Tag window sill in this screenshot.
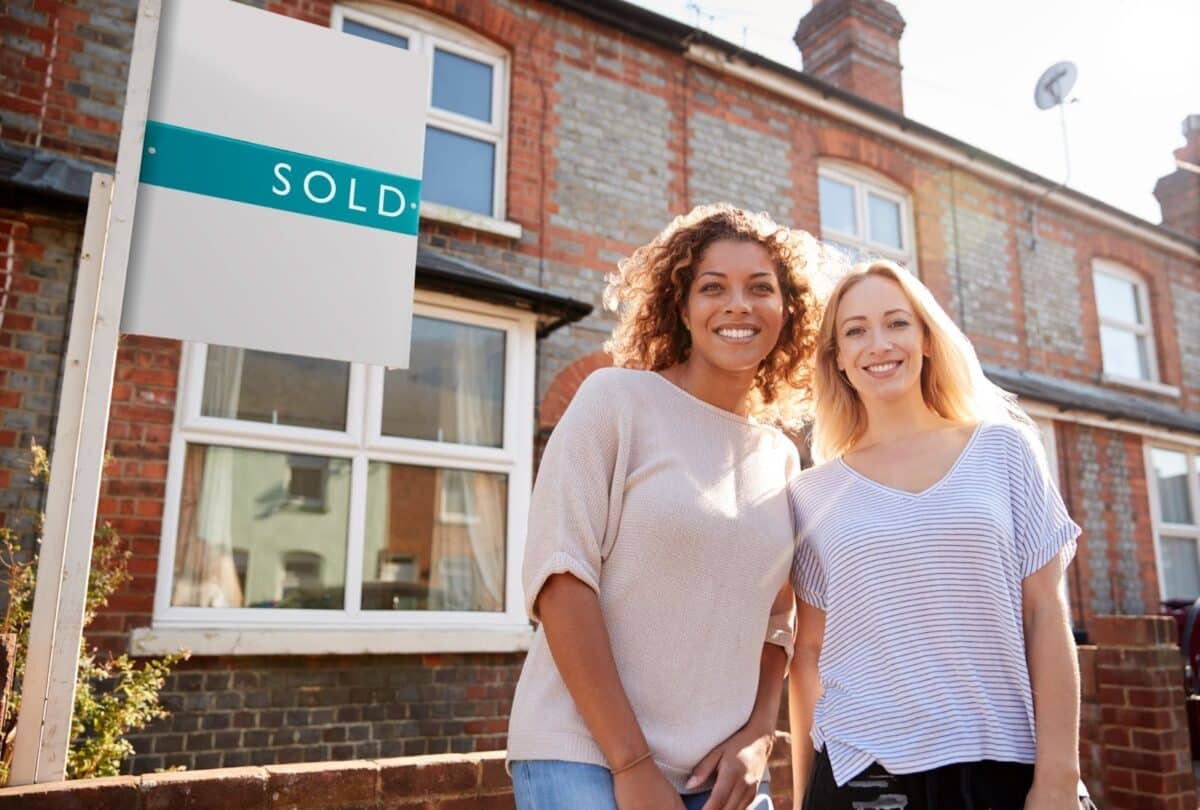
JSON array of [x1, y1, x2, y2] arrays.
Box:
[[1100, 374, 1181, 399], [129, 625, 534, 657], [420, 201, 522, 240]]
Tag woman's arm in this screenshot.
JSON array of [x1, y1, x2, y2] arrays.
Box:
[[537, 573, 685, 810], [1021, 549, 1082, 808], [788, 599, 825, 810], [691, 585, 795, 810]]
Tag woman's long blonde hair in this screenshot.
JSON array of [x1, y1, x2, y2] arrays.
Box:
[[811, 259, 1029, 462]]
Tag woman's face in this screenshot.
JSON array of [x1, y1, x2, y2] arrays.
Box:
[[680, 239, 786, 377], [834, 274, 928, 403]]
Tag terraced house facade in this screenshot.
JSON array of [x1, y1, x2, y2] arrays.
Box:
[[2, 0, 1199, 778]]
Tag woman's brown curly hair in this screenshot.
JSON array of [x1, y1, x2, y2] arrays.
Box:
[[603, 203, 822, 429]]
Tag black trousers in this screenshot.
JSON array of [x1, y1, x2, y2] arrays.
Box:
[[802, 747, 1097, 810]]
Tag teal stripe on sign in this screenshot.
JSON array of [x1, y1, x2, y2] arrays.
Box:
[[139, 121, 421, 236]]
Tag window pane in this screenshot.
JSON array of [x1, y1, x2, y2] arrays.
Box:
[[1094, 271, 1142, 325], [381, 315, 505, 446], [341, 19, 409, 50], [1162, 536, 1200, 600], [1099, 325, 1149, 380], [171, 445, 350, 609], [868, 193, 903, 248], [202, 346, 349, 431], [819, 177, 857, 236], [423, 126, 496, 215], [432, 48, 493, 122], [1152, 449, 1194, 524], [363, 463, 507, 612]]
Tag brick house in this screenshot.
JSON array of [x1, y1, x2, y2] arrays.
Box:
[[2, 0, 1200, 782]]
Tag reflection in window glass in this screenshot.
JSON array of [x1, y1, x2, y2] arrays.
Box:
[[363, 463, 506, 612], [1153, 449, 1194, 525], [341, 19, 409, 49], [432, 48, 493, 122], [171, 445, 350, 609], [1162, 536, 1200, 600], [423, 127, 496, 215], [1094, 272, 1142, 325], [1099, 326, 1149, 381], [382, 316, 505, 446], [818, 177, 856, 236], [202, 347, 349, 432], [868, 193, 902, 248]]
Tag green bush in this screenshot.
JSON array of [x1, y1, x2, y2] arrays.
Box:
[[0, 443, 188, 783]]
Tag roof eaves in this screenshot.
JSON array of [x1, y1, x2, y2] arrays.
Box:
[[984, 364, 1200, 435], [415, 247, 593, 337]]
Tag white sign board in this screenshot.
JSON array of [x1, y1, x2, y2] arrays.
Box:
[[122, 0, 427, 367]]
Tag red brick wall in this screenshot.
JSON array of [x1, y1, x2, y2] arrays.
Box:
[[122, 654, 520, 774], [1083, 616, 1198, 809], [0, 205, 83, 537]]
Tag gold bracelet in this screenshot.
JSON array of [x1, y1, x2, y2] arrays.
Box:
[[610, 750, 653, 775]]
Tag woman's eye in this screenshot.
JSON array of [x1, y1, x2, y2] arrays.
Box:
[[890, 320, 910, 329], [844, 327, 864, 337], [700, 283, 722, 293], [753, 284, 776, 294]]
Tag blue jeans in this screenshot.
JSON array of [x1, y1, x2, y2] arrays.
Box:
[[511, 759, 773, 810]]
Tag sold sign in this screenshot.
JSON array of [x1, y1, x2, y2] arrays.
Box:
[[140, 121, 421, 235], [120, 0, 428, 369]]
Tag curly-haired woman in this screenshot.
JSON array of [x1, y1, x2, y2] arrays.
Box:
[[507, 204, 822, 810]]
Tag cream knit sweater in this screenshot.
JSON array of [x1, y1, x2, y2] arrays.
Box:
[[506, 368, 799, 792]]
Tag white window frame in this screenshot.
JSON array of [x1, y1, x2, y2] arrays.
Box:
[[146, 291, 537, 653], [817, 161, 917, 272], [1145, 442, 1200, 604], [1092, 259, 1166, 390], [332, 4, 511, 225]]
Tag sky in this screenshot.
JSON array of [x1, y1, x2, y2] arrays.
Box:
[[629, 0, 1200, 224]]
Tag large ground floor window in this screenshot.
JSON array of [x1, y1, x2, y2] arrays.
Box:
[[153, 292, 536, 634], [1148, 445, 1200, 601]]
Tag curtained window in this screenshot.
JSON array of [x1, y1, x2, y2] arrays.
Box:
[[1150, 447, 1200, 601], [161, 296, 535, 628]]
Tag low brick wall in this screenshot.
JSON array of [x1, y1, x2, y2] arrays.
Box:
[[0, 739, 797, 809], [123, 654, 522, 773], [1079, 616, 1198, 809]]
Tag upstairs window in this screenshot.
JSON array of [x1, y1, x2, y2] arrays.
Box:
[[817, 164, 914, 269], [334, 5, 509, 219], [1092, 260, 1158, 384]]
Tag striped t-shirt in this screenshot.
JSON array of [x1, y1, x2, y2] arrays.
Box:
[[790, 421, 1081, 787]]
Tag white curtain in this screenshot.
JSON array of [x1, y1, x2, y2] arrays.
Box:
[[172, 347, 244, 607], [429, 328, 505, 611]]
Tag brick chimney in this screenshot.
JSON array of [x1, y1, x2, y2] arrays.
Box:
[[1154, 115, 1200, 240], [794, 0, 906, 114]]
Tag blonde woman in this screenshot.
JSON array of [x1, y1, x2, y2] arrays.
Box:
[[788, 260, 1093, 809], [507, 204, 821, 810]]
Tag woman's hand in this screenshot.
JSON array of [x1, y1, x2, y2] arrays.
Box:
[[687, 724, 773, 810], [1023, 780, 1081, 809], [613, 758, 687, 810]]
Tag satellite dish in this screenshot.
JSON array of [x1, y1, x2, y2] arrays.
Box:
[[1034, 61, 1078, 110]]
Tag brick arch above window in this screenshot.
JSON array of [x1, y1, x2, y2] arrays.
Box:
[[814, 130, 918, 190], [538, 350, 613, 431], [347, 2, 518, 53]]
